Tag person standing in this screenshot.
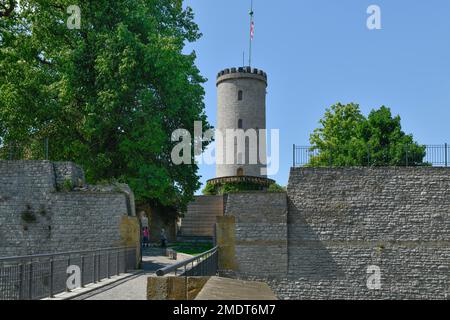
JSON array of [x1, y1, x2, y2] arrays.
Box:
[[160, 228, 167, 248], [142, 227, 150, 248]]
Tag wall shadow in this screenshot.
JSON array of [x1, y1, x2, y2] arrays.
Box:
[[287, 198, 345, 281]]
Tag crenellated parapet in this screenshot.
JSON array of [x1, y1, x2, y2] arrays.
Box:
[[216, 67, 268, 86]]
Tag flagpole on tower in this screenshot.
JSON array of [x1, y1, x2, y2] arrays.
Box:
[[249, 0, 254, 67]]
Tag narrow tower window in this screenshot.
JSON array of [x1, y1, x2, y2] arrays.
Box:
[[238, 119, 243, 129], [238, 90, 243, 101]]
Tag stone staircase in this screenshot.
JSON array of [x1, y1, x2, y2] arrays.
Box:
[[178, 195, 224, 240]]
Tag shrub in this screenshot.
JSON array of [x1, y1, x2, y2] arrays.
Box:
[[62, 179, 73, 192], [21, 205, 36, 224], [39, 205, 47, 216], [268, 183, 286, 193], [202, 182, 217, 195], [202, 181, 285, 195]]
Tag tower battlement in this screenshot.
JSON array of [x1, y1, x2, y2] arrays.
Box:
[[216, 67, 267, 86]]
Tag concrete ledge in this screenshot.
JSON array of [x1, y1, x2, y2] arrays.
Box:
[[195, 277, 277, 300], [147, 277, 210, 300], [147, 276, 277, 300]]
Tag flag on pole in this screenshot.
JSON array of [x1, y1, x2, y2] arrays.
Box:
[[249, 0, 254, 66]]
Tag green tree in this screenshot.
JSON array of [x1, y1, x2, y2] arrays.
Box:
[[309, 103, 426, 166], [361, 106, 426, 166], [0, 0, 211, 213]]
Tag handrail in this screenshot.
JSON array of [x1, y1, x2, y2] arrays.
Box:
[[156, 246, 218, 276], [0, 246, 138, 300], [0, 246, 135, 263]]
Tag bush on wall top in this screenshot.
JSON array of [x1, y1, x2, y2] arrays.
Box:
[[202, 181, 285, 195]]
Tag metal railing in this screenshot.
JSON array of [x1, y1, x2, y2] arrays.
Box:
[[0, 246, 137, 300], [1, 138, 50, 161], [156, 246, 218, 277], [293, 143, 450, 168]]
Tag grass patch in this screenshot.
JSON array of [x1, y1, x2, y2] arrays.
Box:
[[168, 242, 213, 256]]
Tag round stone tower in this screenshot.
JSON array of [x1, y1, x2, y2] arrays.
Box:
[[215, 66, 268, 179]]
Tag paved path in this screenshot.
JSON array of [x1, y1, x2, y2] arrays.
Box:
[[74, 248, 193, 300]]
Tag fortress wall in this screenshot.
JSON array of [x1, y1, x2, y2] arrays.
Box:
[[223, 192, 288, 277], [53, 161, 86, 189], [282, 167, 450, 299], [0, 161, 138, 257], [219, 167, 449, 300], [0, 160, 56, 194]]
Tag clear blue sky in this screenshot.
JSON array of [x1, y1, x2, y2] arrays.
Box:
[[184, 0, 450, 191]]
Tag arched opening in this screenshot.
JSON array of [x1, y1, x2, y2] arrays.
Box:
[[237, 168, 244, 176], [238, 90, 243, 101], [238, 119, 243, 129]]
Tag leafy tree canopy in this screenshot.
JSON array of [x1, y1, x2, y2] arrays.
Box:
[[0, 0, 211, 213], [309, 103, 426, 166]]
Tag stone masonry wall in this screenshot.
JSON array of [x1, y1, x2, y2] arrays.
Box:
[[180, 195, 224, 238], [282, 167, 449, 300], [224, 192, 288, 277], [0, 161, 137, 257], [221, 167, 449, 300], [53, 162, 85, 189]]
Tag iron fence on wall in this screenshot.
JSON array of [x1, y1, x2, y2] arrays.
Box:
[[1, 138, 50, 161], [0, 246, 137, 300], [293, 144, 450, 168]]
